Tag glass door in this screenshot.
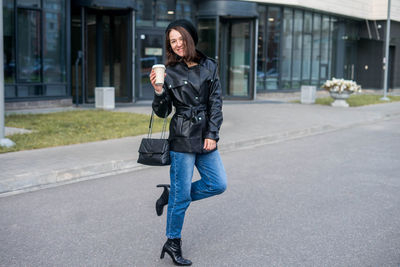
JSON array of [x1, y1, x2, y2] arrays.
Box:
[[220, 18, 254, 99], [343, 41, 357, 81], [136, 30, 165, 99], [86, 10, 131, 103]]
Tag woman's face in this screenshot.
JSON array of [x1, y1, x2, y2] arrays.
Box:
[[169, 29, 185, 57]]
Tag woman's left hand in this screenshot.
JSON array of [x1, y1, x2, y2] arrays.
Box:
[[203, 138, 217, 151]]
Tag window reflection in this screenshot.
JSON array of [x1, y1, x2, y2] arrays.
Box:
[[17, 0, 40, 8], [137, 0, 193, 27], [266, 7, 280, 90], [5, 86, 16, 97], [292, 10, 303, 89], [176, 0, 192, 21], [320, 15, 330, 83], [228, 21, 251, 97], [302, 12, 312, 84], [18, 85, 43, 97], [330, 17, 338, 79], [17, 9, 41, 83], [311, 14, 321, 85], [156, 0, 175, 27], [257, 6, 341, 91], [256, 6, 266, 92], [137, 0, 153, 27], [3, 0, 15, 84], [281, 8, 293, 89], [43, 0, 66, 83], [198, 19, 216, 59]]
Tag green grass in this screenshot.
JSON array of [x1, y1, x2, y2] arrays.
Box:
[[316, 94, 400, 107], [293, 94, 400, 107], [1, 110, 169, 153]]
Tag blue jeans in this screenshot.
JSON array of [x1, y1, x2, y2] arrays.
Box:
[[166, 150, 227, 239]]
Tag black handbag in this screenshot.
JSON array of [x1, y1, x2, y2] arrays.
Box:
[[137, 110, 170, 166]]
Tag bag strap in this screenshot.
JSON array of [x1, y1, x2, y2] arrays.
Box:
[[148, 110, 168, 139]]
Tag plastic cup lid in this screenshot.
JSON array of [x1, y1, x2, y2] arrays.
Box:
[[152, 64, 165, 69]]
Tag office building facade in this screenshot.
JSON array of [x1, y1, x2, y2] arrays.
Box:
[[3, 0, 400, 108]]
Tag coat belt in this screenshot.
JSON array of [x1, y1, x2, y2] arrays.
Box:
[[175, 105, 207, 122]]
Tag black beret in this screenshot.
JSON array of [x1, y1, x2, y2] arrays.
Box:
[[165, 19, 198, 45]]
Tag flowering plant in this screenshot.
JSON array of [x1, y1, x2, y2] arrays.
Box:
[[321, 78, 362, 94]]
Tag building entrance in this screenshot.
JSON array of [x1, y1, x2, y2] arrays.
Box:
[[86, 10, 131, 103], [72, 8, 132, 104], [220, 18, 255, 99]]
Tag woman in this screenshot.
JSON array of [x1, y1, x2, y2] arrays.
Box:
[[150, 19, 227, 266]]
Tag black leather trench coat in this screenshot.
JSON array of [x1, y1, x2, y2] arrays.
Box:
[[152, 54, 223, 154]]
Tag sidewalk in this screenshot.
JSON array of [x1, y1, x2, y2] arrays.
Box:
[[1, 100, 400, 196]]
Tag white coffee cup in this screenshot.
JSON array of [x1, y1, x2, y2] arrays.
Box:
[[152, 64, 166, 85]]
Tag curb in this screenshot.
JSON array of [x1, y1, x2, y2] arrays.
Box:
[[1, 112, 400, 197]]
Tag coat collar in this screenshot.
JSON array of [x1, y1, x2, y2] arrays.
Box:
[[173, 49, 209, 67]]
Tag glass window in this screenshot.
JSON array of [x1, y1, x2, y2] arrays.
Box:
[[281, 8, 293, 89], [329, 17, 338, 79], [228, 21, 251, 97], [103, 16, 111, 87], [266, 7, 280, 90], [256, 5, 266, 92], [302, 12, 312, 84], [346, 20, 359, 41], [86, 13, 96, 99], [176, 0, 192, 21], [18, 85, 44, 97], [17, 8, 41, 83], [17, 0, 40, 8], [138, 32, 164, 99], [136, 0, 154, 27], [3, 0, 15, 84], [5, 86, 16, 98], [156, 0, 175, 27], [43, 0, 66, 83], [46, 85, 66, 96], [292, 10, 303, 89], [320, 15, 330, 83], [311, 14, 321, 85], [113, 14, 129, 99], [198, 18, 216, 59]]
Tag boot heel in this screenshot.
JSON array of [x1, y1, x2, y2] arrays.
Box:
[[160, 239, 192, 266], [160, 249, 165, 259]]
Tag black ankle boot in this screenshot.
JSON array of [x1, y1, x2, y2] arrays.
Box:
[[156, 184, 170, 216], [160, 238, 192, 266]]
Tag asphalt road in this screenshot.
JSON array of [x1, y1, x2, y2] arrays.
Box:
[[1, 118, 400, 267]]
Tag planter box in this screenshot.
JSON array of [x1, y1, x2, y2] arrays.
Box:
[[300, 85, 316, 104], [95, 87, 115, 110]]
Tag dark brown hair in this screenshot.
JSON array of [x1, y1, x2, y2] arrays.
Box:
[[165, 26, 201, 66]]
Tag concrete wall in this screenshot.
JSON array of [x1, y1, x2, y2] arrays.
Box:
[[372, 0, 400, 21], [245, 0, 400, 22], [5, 99, 73, 111]]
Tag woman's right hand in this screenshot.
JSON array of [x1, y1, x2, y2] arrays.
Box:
[[150, 69, 165, 94]]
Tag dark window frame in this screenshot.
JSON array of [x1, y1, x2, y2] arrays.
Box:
[[6, 0, 68, 100]]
